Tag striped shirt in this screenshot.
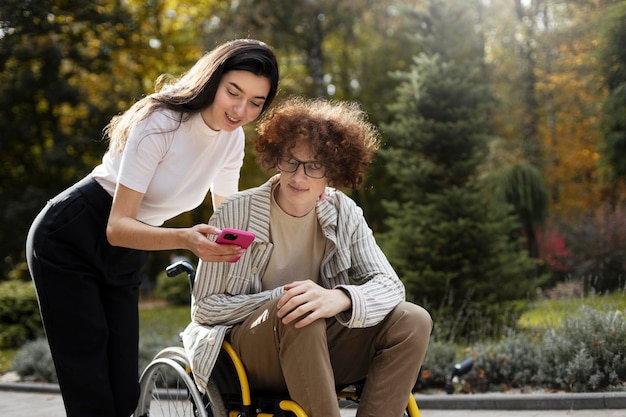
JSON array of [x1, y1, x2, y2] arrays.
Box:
[[182, 175, 405, 392]]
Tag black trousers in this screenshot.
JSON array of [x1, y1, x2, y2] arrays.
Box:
[[26, 175, 148, 417]]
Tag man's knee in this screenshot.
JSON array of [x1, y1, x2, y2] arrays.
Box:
[[408, 302, 433, 333], [388, 302, 433, 342], [281, 314, 327, 340]]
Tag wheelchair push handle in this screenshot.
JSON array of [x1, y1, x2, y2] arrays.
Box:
[[166, 260, 196, 290]]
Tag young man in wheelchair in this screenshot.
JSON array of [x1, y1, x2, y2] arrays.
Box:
[[183, 96, 432, 417]]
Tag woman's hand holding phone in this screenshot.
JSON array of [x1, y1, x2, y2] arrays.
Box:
[[215, 228, 256, 262]]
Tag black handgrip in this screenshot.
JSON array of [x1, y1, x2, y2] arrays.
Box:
[[165, 260, 196, 290]]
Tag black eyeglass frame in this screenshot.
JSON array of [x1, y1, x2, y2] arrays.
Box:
[[277, 156, 327, 179]]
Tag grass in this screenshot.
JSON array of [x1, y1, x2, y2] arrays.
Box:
[[138, 302, 191, 341], [137, 291, 626, 342], [0, 349, 17, 373], [518, 290, 626, 329], [137, 302, 192, 371], [0, 302, 190, 374]]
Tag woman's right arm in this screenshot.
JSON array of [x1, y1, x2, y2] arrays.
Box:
[[106, 184, 245, 262]]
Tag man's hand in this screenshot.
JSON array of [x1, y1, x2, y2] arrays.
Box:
[[277, 280, 352, 328]]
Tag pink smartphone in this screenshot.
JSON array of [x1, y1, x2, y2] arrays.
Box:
[[216, 228, 256, 262]]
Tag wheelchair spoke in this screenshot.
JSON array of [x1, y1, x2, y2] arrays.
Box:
[[136, 357, 212, 417]]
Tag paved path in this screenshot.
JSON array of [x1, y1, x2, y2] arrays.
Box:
[[1, 389, 625, 417]]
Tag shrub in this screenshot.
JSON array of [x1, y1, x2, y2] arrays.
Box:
[[138, 332, 184, 387], [154, 270, 191, 306], [415, 340, 458, 390], [465, 331, 543, 392], [0, 281, 44, 348], [12, 338, 57, 383], [538, 306, 626, 392], [565, 202, 626, 293], [138, 332, 181, 374], [12, 333, 182, 384]]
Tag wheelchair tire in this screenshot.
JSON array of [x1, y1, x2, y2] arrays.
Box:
[[135, 356, 227, 417], [151, 346, 190, 365], [150, 346, 226, 417]]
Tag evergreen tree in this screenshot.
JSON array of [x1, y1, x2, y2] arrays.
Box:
[[492, 162, 548, 263], [598, 2, 626, 199], [379, 2, 539, 342]]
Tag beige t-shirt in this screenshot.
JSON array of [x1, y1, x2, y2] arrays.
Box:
[[262, 185, 326, 290]]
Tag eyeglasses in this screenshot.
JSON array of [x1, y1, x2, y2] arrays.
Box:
[[277, 156, 326, 179]]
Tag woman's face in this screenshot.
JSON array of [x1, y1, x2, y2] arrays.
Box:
[[201, 70, 271, 131], [275, 142, 327, 217]]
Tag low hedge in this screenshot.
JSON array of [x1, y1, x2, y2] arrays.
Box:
[[10, 304, 626, 394], [0, 280, 43, 348], [417, 306, 626, 393]]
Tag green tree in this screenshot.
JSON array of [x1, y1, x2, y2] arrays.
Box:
[[0, 0, 135, 280], [379, 1, 538, 342], [214, 0, 383, 98], [512, 0, 542, 167], [0, 0, 226, 282], [598, 1, 626, 198], [204, 0, 421, 232], [492, 162, 549, 262], [579, 1, 626, 293]]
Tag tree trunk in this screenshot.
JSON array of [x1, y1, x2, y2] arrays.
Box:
[[306, 13, 326, 98]]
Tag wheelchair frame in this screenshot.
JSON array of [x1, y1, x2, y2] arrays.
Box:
[[134, 260, 421, 417]]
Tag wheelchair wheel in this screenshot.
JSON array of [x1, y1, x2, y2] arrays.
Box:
[[151, 346, 190, 365], [135, 356, 227, 417]]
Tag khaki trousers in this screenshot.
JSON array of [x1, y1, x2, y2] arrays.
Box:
[[229, 299, 432, 417]]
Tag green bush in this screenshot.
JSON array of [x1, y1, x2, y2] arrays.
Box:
[[0, 281, 44, 348], [12, 338, 57, 383], [465, 331, 543, 392], [154, 270, 191, 306], [138, 332, 183, 386], [455, 306, 626, 393], [415, 340, 458, 390], [10, 303, 190, 383], [12, 333, 182, 384], [9, 299, 626, 393], [421, 305, 626, 394], [538, 306, 626, 392]]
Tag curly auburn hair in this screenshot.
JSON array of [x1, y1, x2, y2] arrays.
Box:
[[255, 96, 380, 190]]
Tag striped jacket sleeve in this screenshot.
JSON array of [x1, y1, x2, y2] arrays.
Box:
[[321, 191, 406, 328]]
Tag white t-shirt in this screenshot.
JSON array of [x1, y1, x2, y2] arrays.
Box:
[[91, 109, 244, 226]]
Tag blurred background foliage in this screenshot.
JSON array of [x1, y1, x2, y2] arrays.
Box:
[[2, 0, 626, 343]]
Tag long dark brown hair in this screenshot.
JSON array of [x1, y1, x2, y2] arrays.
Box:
[[104, 39, 279, 155]]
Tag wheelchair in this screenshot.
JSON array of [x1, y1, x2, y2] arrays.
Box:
[[134, 260, 422, 417]]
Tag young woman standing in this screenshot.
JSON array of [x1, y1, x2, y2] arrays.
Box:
[[26, 39, 279, 417]]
